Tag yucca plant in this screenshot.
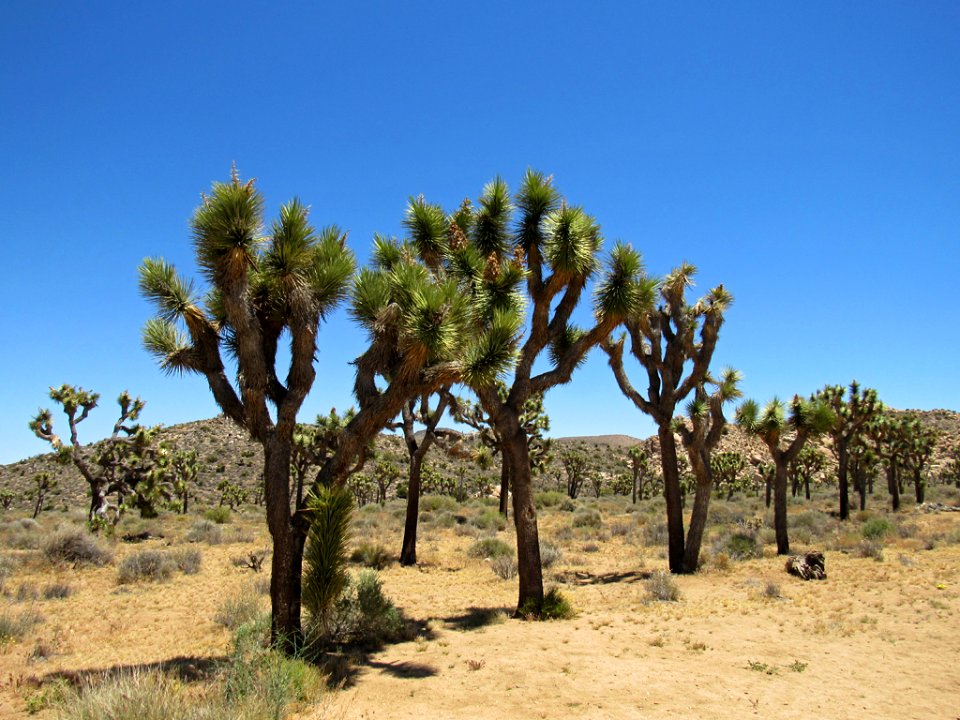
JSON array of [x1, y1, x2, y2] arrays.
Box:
[[788, 445, 828, 501], [302, 485, 353, 640], [737, 395, 835, 554]]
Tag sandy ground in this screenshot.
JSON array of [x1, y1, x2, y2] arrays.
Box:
[[2, 507, 959, 720]]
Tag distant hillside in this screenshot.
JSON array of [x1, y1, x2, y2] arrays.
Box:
[[1, 409, 956, 512]]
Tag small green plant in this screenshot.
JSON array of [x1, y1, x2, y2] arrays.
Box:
[[203, 505, 232, 524], [645, 570, 681, 602], [789, 660, 808, 673], [746, 660, 778, 674], [470, 509, 507, 531], [468, 537, 513, 559], [572, 509, 602, 528], [558, 498, 576, 512], [43, 529, 113, 566], [350, 542, 392, 569], [724, 532, 762, 560], [519, 587, 574, 620], [215, 589, 264, 630], [117, 550, 176, 584], [185, 519, 223, 545], [535, 491, 565, 507], [861, 517, 893, 540]]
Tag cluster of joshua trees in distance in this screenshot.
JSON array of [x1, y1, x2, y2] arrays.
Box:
[[26, 167, 953, 656]]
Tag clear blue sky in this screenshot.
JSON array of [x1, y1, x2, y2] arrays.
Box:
[[2, 2, 958, 465]]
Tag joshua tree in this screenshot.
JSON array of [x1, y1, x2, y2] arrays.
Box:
[[788, 445, 827, 500], [28, 472, 59, 518], [372, 459, 401, 505], [820, 382, 882, 520], [673, 368, 742, 570], [403, 171, 640, 613], [712, 451, 747, 501], [626, 445, 652, 503], [847, 438, 880, 511], [736, 395, 835, 555], [944, 444, 960, 489], [602, 264, 730, 573], [867, 413, 905, 511], [394, 388, 454, 565], [0, 490, 15, 510], [561, 449, 590, 499], [899, 416, 938, 504], [29, 385, 163, 526]]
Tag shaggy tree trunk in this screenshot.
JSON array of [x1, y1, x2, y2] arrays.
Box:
[[773, 459, 790, 556], [400, 453, 424, 566], [887, 463, 900, 512], [765, 477, 772, 508], [804, 477, 811, 501], [658, 427, 687, 574], [683, 478, 712, 572], [498, 461, 510, 517], [838, 445, 850, 520], [88, 480, 110, 524], [913, 469, 925, 504], [263, 437, 305, 652], [501, 412, 543, 614]]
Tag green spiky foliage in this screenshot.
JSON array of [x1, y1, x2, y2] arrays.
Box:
[[672, 368, 742, 570], [712, 452, 748, 501], [0, 490, 14, 510], [866, 413, 906, 511], [897, 415, 938, 504], [29, 385, 165, 527], [603, 263, 731, 573], [737, 395, 835, 555], [819, 382, 883, 520], [626, 443, 655, 503], [140, 169, 355, 652], [28, 472, 60, 518], [847, 437, 880, 512], [788, 446, 828, 501], [302, 485, 353, 639]]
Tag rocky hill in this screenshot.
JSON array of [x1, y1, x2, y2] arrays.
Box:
[[1, 409, 956, 513]]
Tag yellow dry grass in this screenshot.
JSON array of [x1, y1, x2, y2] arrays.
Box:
[[1, 501, 959, 720]]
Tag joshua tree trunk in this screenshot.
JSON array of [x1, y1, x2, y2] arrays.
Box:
[[887, 463, 900, 512], [89, 480, 110, 524], [773, 459, 790, 556], [838, 445, 850, 520], [263, 436, 305, 652], [765, 477, 772, 508], [913, 468, 925, 504], [804, 477, 811, 500], [499, 462, 510, 517], [658, 427, 687, 574], [501, 412, 543, 613], [682, 477, 712, 572], [400, 453, 425, 565]]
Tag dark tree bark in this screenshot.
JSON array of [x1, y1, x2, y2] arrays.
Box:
[[659, 428, 686, 573], [887, 463, 900, 512]]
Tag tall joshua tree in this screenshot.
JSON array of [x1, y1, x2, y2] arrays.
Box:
[[602, 264, 729, 573], [139, 170, 355, 649], [404, 170, 640, 613], [820, 382, 882, 520], [673, 368, 742, 571], [789, 445, 827, 500], [736, 395, 835, 555], [899, 415, 937, 504]]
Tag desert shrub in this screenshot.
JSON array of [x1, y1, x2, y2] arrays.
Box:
[[519, 587, 574, 620], [572, 509, 602, 528], [43, 529, 113, 566], [762, 580, 783, 599], [350, 542, 392, 570], [215, 589, 264, 630], [898, 523, 920, 539], [117, 550, 176, 584], [420, 495, 458, 513], [582, 542, 600, 553], [185, 519, 223, 545], [540, 541, 563, 569], [0, 554, 15, 587], [429, 511, 457, 529], [709, 551, 732, 572], [471, 509, 507, 531], [15, 583, 39, 602], [42, 582, 74, 600], [17, 517, 40, 530], [468, 537, 513, 559], [558, 498, 576, 512], [757, 527, 777, 546], [645, 570, 681, 602], [609, 522, 630, 537], [491, 555, 517, 580], [1, 522, 45, 550], [643, 521, 668, 546], [723, 532, 762, 560], [535, 491, 565, 507], [170, 547, 202, 575], [861, 517, 894, 540], [316, 570, 406, 647], [792, 509, 833, 538], [0, 608, 43, 642], [856, 539, 885, 561], [203, 506, 232, 524]]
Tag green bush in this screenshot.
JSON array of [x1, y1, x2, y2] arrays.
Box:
[[535, 491, 565, 507], [572, 509, 603, 528], [468, 537, 513, 559], [117, 550, 176, 584], [350, 542, 392, 570], [43, 529, 113, 566], [724, 532, 762, 560], [215, 589, 264, 631], [519, 587, 575, 620], [420, 495, 458, 513], [862, 517, 894, 540], [470, 509, 506, 531], [204, 506, 233, 524], [558, 498, 576, 512]]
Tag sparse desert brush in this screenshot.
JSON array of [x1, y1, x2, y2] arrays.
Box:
[[0, 607, 43, 642], [535, 491, 565, 507], [558, 498, 576, 512], [856, 539, 885, 561], [861, 517, 894, 540], [469, 537, 513, 559], [203, 506, 232, 524], [420, 495, 458, 513], [350, 542, 392, 569], [645, 570, 681, 602], [215, 588, 264, 630], [572, 509, 602, 528], [719, 532, 763, 560], [540, 541, 563, 568], [117, 549, 176, 584], [170, 547, 202, 574], [185, 519, 223, 545], [43, 528, 113, 566], [42, 581, 74, 599], [491, 554, 517, 580], [643, 521, 668, 546], [470, 509, 507, 531]]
